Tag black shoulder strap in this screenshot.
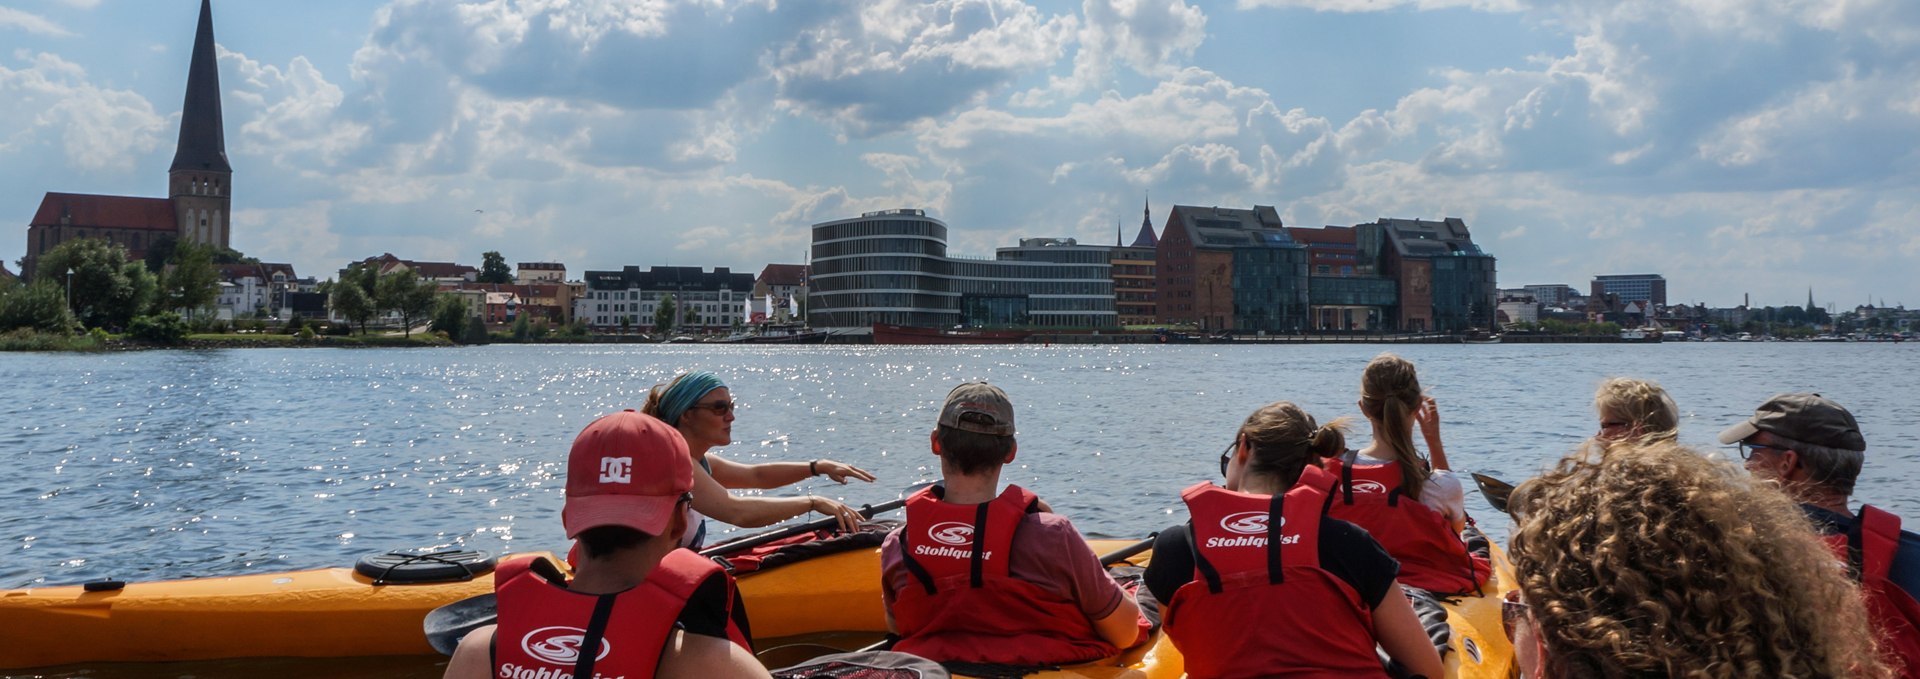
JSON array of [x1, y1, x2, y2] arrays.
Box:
[[1266, 490, 1287, 585], [1186, 522, 1224, 594], [968, 502, 991, 588], [572, 594, 618, 679], [899, 534, 937, 595], [1339, 451, 1358, 505]]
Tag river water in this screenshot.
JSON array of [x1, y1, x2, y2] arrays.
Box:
[[3, 342, 1918, 675]]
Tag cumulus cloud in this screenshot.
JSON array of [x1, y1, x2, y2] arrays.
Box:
[[1236, 0, 1522, 12], [1013, 0, 1207, 106], [0, 52, 167, 173], [0, 7, 73, 37]]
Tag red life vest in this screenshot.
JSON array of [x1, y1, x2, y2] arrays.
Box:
[[1821, 505, 1920, 678], [1323, 454, 1489, 595], [891, 484, 1118, 665], [1163, 466, 1385, 679], [493, 550, 749, 679]]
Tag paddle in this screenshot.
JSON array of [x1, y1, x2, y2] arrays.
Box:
[[1470, 472, 1516, 514], [425, 488, 925, 655]]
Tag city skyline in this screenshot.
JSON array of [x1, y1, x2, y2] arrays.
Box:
[[3, 0, 1916, 310]]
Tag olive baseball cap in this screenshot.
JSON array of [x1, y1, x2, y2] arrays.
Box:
[[938, 382, 1016, 436], [1717, 393, 1865, 452]]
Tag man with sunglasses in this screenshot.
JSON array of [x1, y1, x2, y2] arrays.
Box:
[[443, 410, 770, 679], [1720, 393, 1920, 674]]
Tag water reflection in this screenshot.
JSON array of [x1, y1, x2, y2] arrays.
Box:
[[4, 343, 1917, 589]]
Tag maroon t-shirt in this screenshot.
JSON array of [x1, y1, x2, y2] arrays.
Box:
[[880, 512, 1126, 621]]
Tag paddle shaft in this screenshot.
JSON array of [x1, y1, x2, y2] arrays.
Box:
[[699, 495, 909, 559]]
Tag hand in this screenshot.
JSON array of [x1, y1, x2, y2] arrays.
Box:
[[1414, 395, 1442, 441], [810, 495, 866, 534], [815, 459, 876, 485]]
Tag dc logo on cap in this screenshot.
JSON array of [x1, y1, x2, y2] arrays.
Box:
[[1350, 480, 1388, 494], [928, 521, 974, 546], [599, 457, 631, 484], [1221, 511, 1277, 535], [522, 626, 611, 665]]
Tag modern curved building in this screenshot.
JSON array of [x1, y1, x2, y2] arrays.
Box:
[[809, 209, 1116, 330]]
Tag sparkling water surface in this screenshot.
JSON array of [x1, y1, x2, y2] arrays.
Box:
[[3, 342, 1918, 675]]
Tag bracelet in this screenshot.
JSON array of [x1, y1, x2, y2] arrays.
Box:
[[809, 459, 820, 476]]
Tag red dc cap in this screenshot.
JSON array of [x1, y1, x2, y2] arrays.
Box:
[[562, 409, 694, 538]]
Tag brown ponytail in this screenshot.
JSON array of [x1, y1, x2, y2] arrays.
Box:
[[640, 382, 669, 418], [1360, 353, 1429, 500], [1239, 401, 1352, 488]]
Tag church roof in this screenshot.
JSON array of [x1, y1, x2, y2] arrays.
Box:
[[1129, 220, 1158, 248], [30, 193, 178, 231], [0, 262, 16, 283], [757, 263, 808, 287], [169, 0, 230, 174]]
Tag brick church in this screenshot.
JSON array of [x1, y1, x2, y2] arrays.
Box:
[[20, 0, 231, 283]]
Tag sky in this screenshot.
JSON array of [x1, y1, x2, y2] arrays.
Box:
[[2, 0, 1917, 310]]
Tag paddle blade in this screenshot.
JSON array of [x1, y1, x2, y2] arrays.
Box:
[[424, 593, 497, 656], [1470, 473, 1515, 514]]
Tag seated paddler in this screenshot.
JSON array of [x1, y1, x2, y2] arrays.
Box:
[[443, 409, 770, 679], [879, 382, 1148, 667], [1144, 401, 1444, 679]]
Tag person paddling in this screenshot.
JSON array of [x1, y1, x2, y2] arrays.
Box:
[[642, 371, 876, 548], [1144, 401, 1444, 678], [1324, 353, 1489, 597], [879, 382, 1147, 667], [442, 409, 771, 679]]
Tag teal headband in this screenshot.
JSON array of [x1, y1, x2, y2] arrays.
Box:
[[657, 371, 726, 426]]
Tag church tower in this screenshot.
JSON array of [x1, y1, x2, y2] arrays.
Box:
[[168, 0, 232, 250]]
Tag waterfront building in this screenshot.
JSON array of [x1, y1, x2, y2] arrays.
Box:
[[352, 253, 479, 286], [1109, 199, 1159, 326], [1523, 284, 1576, 308], [752, 264, 809, 324], [808, 209, 1116, 330], [213, 263, 297, 320], [1291, 225, 1393, 331], [1591, 274, 1666, 307], [20, 0, 233, 282], [1497, 295, 1541, 327], [446, 281, 574, 324], [1368, 217, 1498, 333], [514, 262, 566, 285], [1157, 205, 1288, 330], [578, 266, 752, 332]]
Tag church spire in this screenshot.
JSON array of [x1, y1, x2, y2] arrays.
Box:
[[1129, 191, 1158, 248], [169, 0, 229, 173], [1807, 287, 1817, 313]]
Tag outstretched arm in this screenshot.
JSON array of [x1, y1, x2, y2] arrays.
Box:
[[692, 461, 865, 533], [707, 454, 875, 489]]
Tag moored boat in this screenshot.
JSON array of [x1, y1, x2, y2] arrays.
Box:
[[871, 322, 1032, 345]]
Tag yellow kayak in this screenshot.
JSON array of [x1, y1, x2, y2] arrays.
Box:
[[0, 536, 1513, 678]]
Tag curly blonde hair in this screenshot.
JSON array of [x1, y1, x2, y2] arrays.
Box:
[[1592, 377, 1680, 443], [1509, 440, 1888, 678]]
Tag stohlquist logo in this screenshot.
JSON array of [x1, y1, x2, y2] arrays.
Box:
[[521, 626, 610, 665], [1350, 480, 1389, 494], [928, 521, 974, 546], [1220, 511, 1276, 535]]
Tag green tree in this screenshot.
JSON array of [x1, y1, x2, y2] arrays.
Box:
[[329, 271, 377, 335], [0, 281, 79, 333], [654, 295, 676, 333], [464, 316, 490, 345], [510, 314, 531, 341], [158, 241, 220, 318], [479, 251, 513, 284], [376, 270, 437, 338], [37, 238, 148, 330], [430, 295, 470, 342], [619, 315, 632, 335]]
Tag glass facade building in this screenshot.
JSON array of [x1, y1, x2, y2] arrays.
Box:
[[1231, 244, 1310, 332], [809, 210, 1117, 329]]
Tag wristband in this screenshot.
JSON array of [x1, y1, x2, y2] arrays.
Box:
[[809, 459, 820, 476]]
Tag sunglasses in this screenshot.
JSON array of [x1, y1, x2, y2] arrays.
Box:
[[1736, 441, 1787, 460], [687, 400, 735, 416], [1501, 589, 1530, 641], [1219, 439, 1237, 477]]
